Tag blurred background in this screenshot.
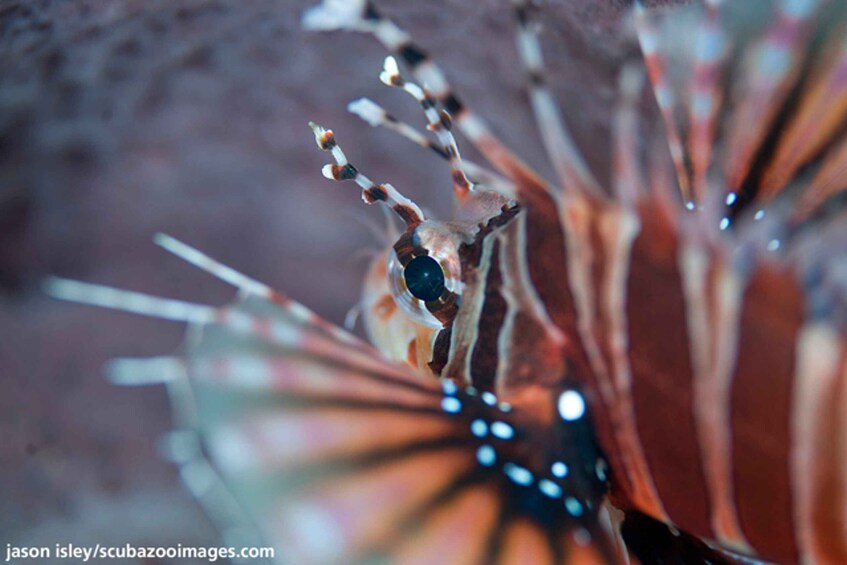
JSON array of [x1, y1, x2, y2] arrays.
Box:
[[0, 0, 650, 561]]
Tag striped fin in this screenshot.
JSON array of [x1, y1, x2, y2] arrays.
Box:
[[101, 355, 263, 550], [188, 315, 620, 564], [154, 233, 275, 299], [636, 0, 847, 228], [802, 137, 847, 219], [302, 0, 553, 197], [43, 277, 217, 323], [600, 6, 847, 553], [686, 1, 729, 202], [346, 97, 514, 195], [46, 237, 622, 564], [612, 65, 646, 210], [154, 233, 369, 349], [722, 0, 823, 199], [636, 1, 693, 206], [191, 338, 608, 563], [759, 23, 847, 197], [511, 0, 601, 197]]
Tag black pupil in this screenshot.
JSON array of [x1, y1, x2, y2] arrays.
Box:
[[404, 256, 446, 302]]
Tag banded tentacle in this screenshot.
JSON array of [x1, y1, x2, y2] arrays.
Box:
[[346, 97, 514, 195], [308, 121, 425, 228], [377, 55, 476, 201], [302, 0, 552, 196]]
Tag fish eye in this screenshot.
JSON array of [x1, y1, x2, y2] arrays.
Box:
[[387, 238, 462, 329], [404, 256, 446, 302]]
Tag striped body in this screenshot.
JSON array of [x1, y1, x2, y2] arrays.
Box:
[[411, 187, 845, 564], [349, 1, 847, 562]]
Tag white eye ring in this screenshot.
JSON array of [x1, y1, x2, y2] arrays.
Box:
[[387, 249, 461, 329]]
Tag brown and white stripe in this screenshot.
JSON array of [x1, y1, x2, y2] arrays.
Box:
[[346, 97, 514, 194], [302, 0, 546, 194], [308, 120, 425, 228], [377, 55, 476, 201], [418, 1, 847, 561]]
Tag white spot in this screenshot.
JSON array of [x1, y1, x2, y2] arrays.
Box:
[[558, 390, 586, 421], [441, 397, 462, 414], [719, 217, 730, 231], [465, 386, 478, 396], [754, 209, 765, 220], [490, 421, 515, 440], [470, 419, 488, 438], [565, 497, 584, 517], [552, 461, 569, 478], [482, 391, 497, 406], [669, 525, 681, 537], [441, 379, 458, 395], [504, 463, 534, 486], [539, 479, 562, 498], [767, 239, 781, 252], [685, 201, 696, 210], [320, 164, 336, 180], [498, 402, 512, 413], [725, 192, 737, 206], [379, 55, 400, 86], [476, 445, 496, 467]]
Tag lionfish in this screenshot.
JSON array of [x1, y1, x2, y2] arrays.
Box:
[[46, 0, 847, 563]]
